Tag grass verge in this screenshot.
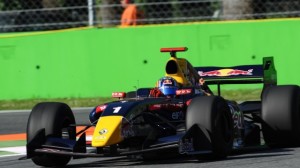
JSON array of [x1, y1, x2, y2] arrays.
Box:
[[0, 89, 262, 110], [0, 140, 26, 148], [0, 97, 114, 110]]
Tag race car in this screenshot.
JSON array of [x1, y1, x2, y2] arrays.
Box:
[[22, 47, 300, 167]]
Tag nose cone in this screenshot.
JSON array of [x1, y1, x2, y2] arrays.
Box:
[[92, 116, 123, 147]]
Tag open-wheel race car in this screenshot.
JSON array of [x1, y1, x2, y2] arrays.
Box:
[[22, 47, 300, 167]]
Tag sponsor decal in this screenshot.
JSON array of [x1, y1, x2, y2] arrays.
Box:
[[232, 111, 244, 129], [172, 111, 184, 120], [149, 103, 184, 112], [186, 99, 192, 106], [112, 92, 126, 98], [121, 127, 135, 138], [99, 128, 108, 135], [121, 118, 135, 138], [229, 104, 244, 129], [179, 138, 194, 153], [96, 105, 107, 113], [198, 69, 253, 77], [176, 89, 192, 95], [95, 136, 106, 140], [148, 104, 162, 111], [227, 69, 253, 76]]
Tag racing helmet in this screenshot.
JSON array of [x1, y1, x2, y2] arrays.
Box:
[[157, 76, 178, 96]]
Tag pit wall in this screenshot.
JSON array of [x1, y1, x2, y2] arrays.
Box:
[[0, 18, 299, 100]]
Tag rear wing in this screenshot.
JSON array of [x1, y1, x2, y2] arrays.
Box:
[[195, 57, 277, 92]]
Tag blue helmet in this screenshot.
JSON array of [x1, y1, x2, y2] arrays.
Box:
[[158, 77, 178, 96]]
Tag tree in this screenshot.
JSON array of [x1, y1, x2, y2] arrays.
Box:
[[1, 0, 20, 10]]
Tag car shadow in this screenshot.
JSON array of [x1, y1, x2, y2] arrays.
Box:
[[66, 147, 295, 167]]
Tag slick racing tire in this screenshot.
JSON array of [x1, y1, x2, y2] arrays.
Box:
[[186, 96, 234, 160], [262, 85, 300, 147], [27, 102, 76, 167]]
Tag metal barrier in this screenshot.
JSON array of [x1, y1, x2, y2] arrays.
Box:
[[0, 0, 299, 32]]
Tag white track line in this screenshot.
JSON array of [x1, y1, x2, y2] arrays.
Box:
[[0, 146, 26, 158]]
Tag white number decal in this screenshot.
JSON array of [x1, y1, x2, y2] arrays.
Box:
[[113, 106, 122, 113]]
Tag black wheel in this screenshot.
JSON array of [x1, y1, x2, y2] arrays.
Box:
[[262, 85, 300, 147], [186, 96, 234, 160], [27, 102, 76, 167]]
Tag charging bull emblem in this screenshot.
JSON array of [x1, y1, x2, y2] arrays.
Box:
[[198, 69, 253, 77]]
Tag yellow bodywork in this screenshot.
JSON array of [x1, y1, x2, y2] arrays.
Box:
[[165, 57, 190, 86], [165, 57, 200, 87], [92, 116, 123, 147]]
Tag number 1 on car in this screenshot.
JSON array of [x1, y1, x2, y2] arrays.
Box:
[[113, 106, 122, 113]]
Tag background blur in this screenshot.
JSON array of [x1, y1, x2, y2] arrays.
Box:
[[0, 0, 300, 32], [0, 0, 300, 100]]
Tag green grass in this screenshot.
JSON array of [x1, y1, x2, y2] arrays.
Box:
[[0, 89, 262, 110], [0, 151, 17, 155], [0, 140, 26, 148], [0, 97, 115, 110], [220, 89, 262, 101]]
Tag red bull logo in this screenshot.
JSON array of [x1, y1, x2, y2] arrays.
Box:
[[198, 69, 253, 77]]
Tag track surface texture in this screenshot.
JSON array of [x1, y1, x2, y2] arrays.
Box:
[[1, 147, 300, 168], [1, 109, 300, 168]]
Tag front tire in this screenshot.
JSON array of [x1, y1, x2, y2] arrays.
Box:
[[27, 102, 76, 167], [186, 96, 234, 160]]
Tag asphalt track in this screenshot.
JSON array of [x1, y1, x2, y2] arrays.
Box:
[[0, 107, 92, 134], [2, 147, 300, 168], [2, 109, 300, 168]]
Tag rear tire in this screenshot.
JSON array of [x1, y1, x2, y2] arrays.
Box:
[[27, 102, 76, 167], [262, 85, 300, 147], [186, 96, 234, 160]]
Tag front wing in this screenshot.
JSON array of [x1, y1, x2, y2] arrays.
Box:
[[21, 124, 213, 160]]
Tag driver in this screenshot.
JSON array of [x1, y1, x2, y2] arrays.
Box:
[[149, 76, 178, 98], [198, 78, 213, 96]]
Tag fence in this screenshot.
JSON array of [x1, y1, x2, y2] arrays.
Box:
[[0, 0, 300, 33]]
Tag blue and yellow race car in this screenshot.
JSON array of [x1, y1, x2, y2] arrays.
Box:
[[23, 47, 300, 167]]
